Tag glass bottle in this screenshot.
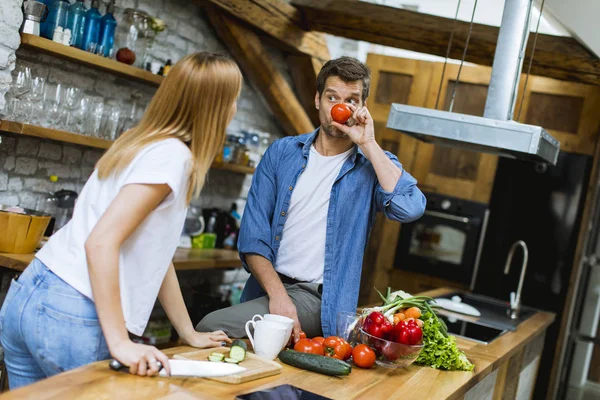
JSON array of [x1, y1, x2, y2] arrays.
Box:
[[98, 0, 117, 57], [80, 0, 102, 52], [66, 0, 86, 48], [42, 0, 69, 40]]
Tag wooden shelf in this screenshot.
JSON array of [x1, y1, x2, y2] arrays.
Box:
[[20, 33, 163, 86], [0, 249, 242, 272], [0, 120, 256, 174]]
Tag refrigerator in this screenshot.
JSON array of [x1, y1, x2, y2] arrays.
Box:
[[473, 151, 593, 400]]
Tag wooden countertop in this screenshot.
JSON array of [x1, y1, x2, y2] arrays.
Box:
[[0, 288, 555, 400], [0, 248, 242, 272]]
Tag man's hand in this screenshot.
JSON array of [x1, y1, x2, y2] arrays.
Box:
[[331, 104, 375, 148], [269, 294, 302, 342]]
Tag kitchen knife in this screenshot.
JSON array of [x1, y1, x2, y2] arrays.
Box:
[[109, 359, 246, 378]]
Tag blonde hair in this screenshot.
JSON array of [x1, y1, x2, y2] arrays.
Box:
[[96, 52, 243, 202]]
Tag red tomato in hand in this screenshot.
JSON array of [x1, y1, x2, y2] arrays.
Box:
[[294, 339, 324, 356], [331, 104, 352, 124], [299, 331, 307, 339], [352, 344, 376, 368]]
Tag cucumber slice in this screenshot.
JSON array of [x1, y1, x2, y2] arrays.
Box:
[[229, 344, 247, 362], [231, 339, 248, 351], [210, 352, 225, 361], [224, 357, 241, 364], [208, 355, 225, 362]]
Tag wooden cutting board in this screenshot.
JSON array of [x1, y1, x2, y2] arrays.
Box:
[[173, 347, 282, 384]]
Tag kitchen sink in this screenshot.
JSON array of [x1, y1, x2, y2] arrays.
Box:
[[433, 291, 539, 332], [437, 314, 507, 345]]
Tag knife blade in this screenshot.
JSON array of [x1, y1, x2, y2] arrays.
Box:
[[109, 359, 246, 378]]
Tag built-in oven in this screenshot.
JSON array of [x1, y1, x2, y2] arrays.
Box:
[[394, 192, 489, 289]]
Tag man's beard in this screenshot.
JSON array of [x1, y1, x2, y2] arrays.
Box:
[[322, 122, 347, 139]]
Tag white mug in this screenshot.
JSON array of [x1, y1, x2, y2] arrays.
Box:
[[245, 319, 290, 360], [251, 314, 294, 339]]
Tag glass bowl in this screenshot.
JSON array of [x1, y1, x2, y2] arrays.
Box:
[[359, 328, 423, 368]]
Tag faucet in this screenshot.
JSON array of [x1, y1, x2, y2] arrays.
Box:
[[503, 240, 529, 320]]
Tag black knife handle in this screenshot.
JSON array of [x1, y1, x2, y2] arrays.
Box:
[[109, 359, 163, 372]]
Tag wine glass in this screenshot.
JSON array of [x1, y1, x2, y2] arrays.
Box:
[[23, 76, 46, 125], [5, 65, 32, 121], [86, 96, 105, 137], [62, 86, 82, 132], [42, 83, 64, 129]]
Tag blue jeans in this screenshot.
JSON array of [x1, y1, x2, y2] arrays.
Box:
[[0, 258, 110, 390]]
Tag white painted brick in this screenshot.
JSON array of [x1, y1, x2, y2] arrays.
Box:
[[15, 157, 38, 175], [80, 167, 95, 181], [0, 25, 20, 51], [38, 160, 73, 179], [38, 142, 63, 161], [63, 146, 83, 164], [0, 193, 19, 206], [163, 0, 199, 22], [24, 177, 56, 193], [178, 21, 202, 43], [16, 137, 41, 156], [115, 0, 137, 9], [137, 0, 164, 17], [18, 192, 40, 209], [47, 68, 96, 92], [156, 13, 179, 32], [3, 155, 15, 171], [0, 0, 24, 30], [166, 33, 188, 52], [7, 176, 22, 191], [83, 150, 102, 166], [0, 171, 7, 190], [0, 135, 16, 154]]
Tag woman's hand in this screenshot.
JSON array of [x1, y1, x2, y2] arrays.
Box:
[[180, 330, 232, 348], [111, 339, 171, 377]]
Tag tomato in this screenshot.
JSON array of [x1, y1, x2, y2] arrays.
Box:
[[312, 336, 325, 345], [322, 336, 348, 359], [352, 344, 376, 368], [340, 339, 353, 360], [331, 103, 352, 124], [404, 307, 421, 320], [294, 338, 324, 355], [299, 331, 307, 340]]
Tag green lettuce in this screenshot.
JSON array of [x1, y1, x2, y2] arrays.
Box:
[[415, 312, 474, 371]]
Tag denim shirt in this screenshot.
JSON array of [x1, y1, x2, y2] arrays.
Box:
[[238, 129, 426, 337]]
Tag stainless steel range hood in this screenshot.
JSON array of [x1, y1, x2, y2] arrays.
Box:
[[386, 0, 561, 165]]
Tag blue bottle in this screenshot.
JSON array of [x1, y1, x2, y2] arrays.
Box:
[[39, 0, 54, 39], [42, 0, 69, 40], [98, 0, 117, 57], [80, 0, 102, 52], [66, 0, 86, 48]]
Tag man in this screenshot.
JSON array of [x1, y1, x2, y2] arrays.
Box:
[[197, 57, 425, 340]]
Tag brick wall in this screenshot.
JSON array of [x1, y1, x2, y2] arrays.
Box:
[[0, 0, 288, 212]]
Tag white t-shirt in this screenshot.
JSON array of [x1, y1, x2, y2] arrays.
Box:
[[37, 138, 192, 336], [275, 145, 353, 283]]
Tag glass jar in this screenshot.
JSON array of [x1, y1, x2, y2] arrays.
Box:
[[114, 9, 152, 68]]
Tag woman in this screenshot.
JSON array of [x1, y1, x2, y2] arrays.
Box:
[[0, 52, 243, 389]]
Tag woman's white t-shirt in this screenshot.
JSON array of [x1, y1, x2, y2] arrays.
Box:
[[37, 138, 192, 336]]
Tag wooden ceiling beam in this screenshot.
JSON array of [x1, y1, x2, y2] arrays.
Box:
[[291, 0, 600, 86], [287, 55, 323, 127], [201, 0, 330, 62], [206, 9, 315, 136]]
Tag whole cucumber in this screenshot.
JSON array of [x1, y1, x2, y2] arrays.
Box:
[[278, 350, 352, 376]]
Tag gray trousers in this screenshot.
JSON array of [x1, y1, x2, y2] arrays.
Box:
[[195, 282, 323, 339]]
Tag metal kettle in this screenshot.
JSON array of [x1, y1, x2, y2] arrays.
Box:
[[22, 0, 49, 36], [53, 189, 78, 234]]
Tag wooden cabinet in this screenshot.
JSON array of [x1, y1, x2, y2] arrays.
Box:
[[412, 63, 500, 204], [361, 52, 600, 305], [518, 75, 600, 156]]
